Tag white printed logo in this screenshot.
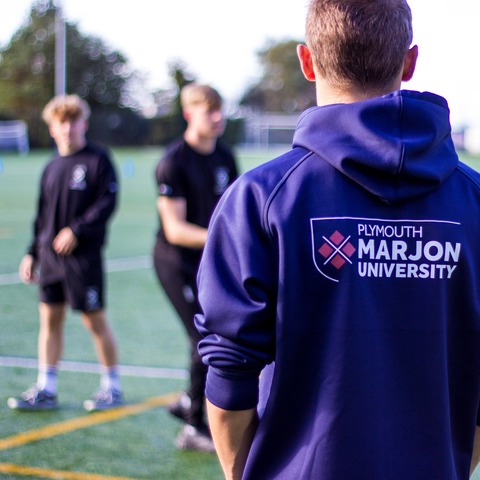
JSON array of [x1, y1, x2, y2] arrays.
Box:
[[69, 164, 87, 190], [311, 217, 461, 283], [214, 167, 230, 195], [85, 287, 101, 310]]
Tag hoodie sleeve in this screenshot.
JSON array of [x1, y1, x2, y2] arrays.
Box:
[[195, 174, 278, 411], [27, 169, 48, 259]]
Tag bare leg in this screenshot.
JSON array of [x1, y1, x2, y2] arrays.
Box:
[[38, 302, 66, 366], [7, 302, 66, 408], [81, 309, 118, 367], [81, 309, 123, 411]]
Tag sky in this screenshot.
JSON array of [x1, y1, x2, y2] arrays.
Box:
[[1, 0, 480, 128]]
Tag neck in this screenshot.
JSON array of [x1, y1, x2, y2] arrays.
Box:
[[315, 76, 401, 106], [184, 129, 216, 155], [58, 140, 87, 157]]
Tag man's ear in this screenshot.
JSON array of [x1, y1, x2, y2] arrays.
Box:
[[401, 45, 418, 82], [297, 44, 316, 82]]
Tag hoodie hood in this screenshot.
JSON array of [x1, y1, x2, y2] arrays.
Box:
[[292, 90, 458, 204]]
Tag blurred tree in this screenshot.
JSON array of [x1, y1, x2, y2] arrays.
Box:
[[240, 39, 316, 113], [168, 59, 195, 115], [0, 0, 148, 147], [148, 60, 242, 147], [148, 60, 195, 145]]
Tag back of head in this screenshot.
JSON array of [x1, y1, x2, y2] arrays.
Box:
[[42, 94, 91, 125], [306, 0, 413, 91], [180, 84, 223, 111]]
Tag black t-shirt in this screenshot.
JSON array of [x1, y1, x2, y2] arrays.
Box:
[[154, 138, 239, 273]]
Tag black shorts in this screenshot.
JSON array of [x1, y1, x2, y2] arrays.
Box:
[[39, 251, 104, 312]]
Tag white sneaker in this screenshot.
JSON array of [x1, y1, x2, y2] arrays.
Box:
[[174, 424, 215, 453], [83, 388, 125, 412]]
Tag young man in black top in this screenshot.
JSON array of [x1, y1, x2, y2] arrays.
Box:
[[8, 94, 124, 412], [153, 84, 238, 452]]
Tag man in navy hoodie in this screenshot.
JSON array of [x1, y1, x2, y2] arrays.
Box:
[[195, 0, 480, 479]]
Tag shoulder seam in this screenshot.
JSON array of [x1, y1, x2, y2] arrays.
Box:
[[262, 148, 313, 235], [457, 162, 480, 190]]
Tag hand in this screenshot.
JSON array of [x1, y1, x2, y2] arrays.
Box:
[[52, 227, 78, 256], [19, 254, 38, 284]]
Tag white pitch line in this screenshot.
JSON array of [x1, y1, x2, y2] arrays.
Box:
[[0, 356, 187, 380], [0, 272, 20, 285], [105, 255, 152, 272], [0, 256, 152, 286]]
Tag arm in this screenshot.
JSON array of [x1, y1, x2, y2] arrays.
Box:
[[195, 174, 277, 474], [19, 254, 37, 284], [69, 153, 118, 239], [52, 226, 78, 255], [207, 400, 258, 480], [27, 168, 48, 261], [471, 426, 480, 478], [157, 196, 207, 249]]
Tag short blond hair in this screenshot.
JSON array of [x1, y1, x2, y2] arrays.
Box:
[[306, 0, 413, 91], [42, 94, 91, 125], [180, 84, 223, 111]]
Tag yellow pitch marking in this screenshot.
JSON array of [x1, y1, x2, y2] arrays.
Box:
[[0, 227, 14, 239], [0, 392, 179, 451], [0, 463, 136, 480]]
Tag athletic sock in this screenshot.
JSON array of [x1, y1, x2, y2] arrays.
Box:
[[100, 366, 121, 392], [37, 365, 58, 395]]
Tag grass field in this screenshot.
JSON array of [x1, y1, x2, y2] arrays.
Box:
[[0, 146, 282, 480], [1, 146, 480, 479]]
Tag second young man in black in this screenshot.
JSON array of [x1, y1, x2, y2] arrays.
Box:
[[153, 84, 238, 452]]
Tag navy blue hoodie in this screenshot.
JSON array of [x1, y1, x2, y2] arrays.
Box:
[[196, 91, 480, 480]]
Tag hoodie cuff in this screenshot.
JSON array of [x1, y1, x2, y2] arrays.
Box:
[[69, 220, 82, 238], [205, 367, 259, 411], [27, 248, 36, 260]]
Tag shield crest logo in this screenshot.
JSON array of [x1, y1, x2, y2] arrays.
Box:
[[311, 218, 357, 283]]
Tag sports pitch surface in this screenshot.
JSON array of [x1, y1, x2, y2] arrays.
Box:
[[1, 146, 480, 479], [0, 146, 277, 479]]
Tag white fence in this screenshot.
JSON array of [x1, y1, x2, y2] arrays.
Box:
[[243, 113, 300, 148], [0, 120, 30, 154]]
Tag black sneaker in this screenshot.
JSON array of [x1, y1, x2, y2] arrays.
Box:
[[83, 388, 125, 412], [167, 391, 191, 423], [175, 424, 216, 453], [7, 385, 58, 411]]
